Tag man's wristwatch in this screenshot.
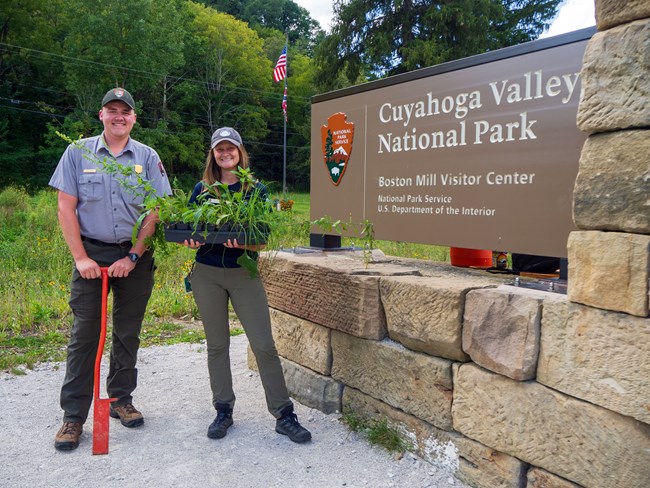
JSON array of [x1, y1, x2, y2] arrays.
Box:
[[128, 252, 140, 263]]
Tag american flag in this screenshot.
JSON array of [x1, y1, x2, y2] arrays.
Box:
[[273, 46, 287, 83], [282, 85, 288, 121]]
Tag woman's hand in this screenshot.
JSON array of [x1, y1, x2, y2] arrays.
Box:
[[224, 238, 265, 252], [181, 238, 204, 249]]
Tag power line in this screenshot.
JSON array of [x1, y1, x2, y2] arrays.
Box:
[[0, 41, 315, 150], [0, 92, 308, 139], [0, 103, 67, 119], [0, 42, 313, 104], [0, 80, 71, 97], [0, 103, 308, 150], [0, 81, 309, 139], [1, 56, 313, 138], [0, 95, 68, 112]]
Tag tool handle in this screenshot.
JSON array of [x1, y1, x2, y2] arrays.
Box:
[[92, 267, 117, 455], [93, 267, 110, 398]]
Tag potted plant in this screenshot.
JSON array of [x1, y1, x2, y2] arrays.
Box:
[[135, 167, 283, 276], [150, 171, 267, 244]]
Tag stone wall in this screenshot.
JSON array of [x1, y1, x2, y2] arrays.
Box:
[[249, 3, 650, 487], [252, 251, 649, 488]]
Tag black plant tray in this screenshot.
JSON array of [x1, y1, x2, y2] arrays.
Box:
[[163, 223, 264, 245]]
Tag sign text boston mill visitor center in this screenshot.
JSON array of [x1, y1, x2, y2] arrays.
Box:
[[310, 28, 595, 258]]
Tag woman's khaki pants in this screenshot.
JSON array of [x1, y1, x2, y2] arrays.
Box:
[[190, 262, 292, 418]]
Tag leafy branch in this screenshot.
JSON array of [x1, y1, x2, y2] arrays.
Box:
[[56, 131, 162, 246], [311, 215, 375, 266]]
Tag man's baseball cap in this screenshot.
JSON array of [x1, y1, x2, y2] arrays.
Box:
[[211, 127, 242, 148], [101, 88, 135, 110]]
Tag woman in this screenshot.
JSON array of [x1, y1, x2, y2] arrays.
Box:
[[184, 127, 311, 443]]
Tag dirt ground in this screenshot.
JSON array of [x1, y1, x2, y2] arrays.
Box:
[[0, 333, 469, 488]]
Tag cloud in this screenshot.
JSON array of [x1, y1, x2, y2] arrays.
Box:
[[541, 0, 596, 38], [297, 0, 596, 38], [294, 0, 334, 32]]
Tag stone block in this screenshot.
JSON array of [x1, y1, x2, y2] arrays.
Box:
[[577, 19, 650, 133], [248, 347, 343, 414], [454, 437, 527, 488], [453, 363, 650, 488], [344, 386, 527, 487], [343, 387, 461, 469], [596, 0, 650, 30], [526, 467, 582, 488], [538, 300, 650, 424], [380, 275, 497, 361], [568, 231, 650, 317], [260, 252, 419, 339], [279, 357, 343, 414], [463, 286, 564, 381], [573, 130, 650, 234], [331, 330, 453, 430], [269, 308, 331, 375]]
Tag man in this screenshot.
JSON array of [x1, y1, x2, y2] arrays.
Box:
[[49, 87, 172, 451]]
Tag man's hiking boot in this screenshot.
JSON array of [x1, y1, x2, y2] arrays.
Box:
[[207, 403, 233, 439], [275, 405, 311, 443], [110, 403, 144, 428], [54, 421, 83, 451]]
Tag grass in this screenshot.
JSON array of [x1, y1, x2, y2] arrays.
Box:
[[277, 191, 450, 261], [341, 410, 410, 453], [0, 186, 448, 372], [0, 330, 68, 371]]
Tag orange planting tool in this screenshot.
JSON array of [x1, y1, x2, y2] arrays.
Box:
[[92, 267, 117, 455]]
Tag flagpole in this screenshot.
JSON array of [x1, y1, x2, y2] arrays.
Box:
[[283, 83, 287, 200], [282, 34, 288, 200]]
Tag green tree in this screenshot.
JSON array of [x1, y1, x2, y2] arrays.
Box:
[[0, 0, 73, 189], [133, 121, 206, 179], [0, 0, 319, 191], [254, 51, 314, 190], [61, 0, 188, 116], [177, 2, 271, 134], [315, 0, 561, 90], [201, 0, 323, 53], [325, 130, 333, 163]]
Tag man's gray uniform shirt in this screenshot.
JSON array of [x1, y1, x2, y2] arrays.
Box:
[[49, 134, 172, 243]]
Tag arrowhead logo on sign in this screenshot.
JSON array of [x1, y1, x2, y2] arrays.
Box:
[[321, 112, 354, 186]]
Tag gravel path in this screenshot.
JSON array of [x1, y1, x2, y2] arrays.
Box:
[[0, 334, 468, 488]]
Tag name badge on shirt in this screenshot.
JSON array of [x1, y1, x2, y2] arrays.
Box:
[[134, 164, 143, 174], [83, 169, 97, 173]]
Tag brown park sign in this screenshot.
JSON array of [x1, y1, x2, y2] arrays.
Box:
[[310, 28, 595, 258]]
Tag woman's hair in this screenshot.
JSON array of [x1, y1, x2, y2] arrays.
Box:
[[201, 143, 252, 193]]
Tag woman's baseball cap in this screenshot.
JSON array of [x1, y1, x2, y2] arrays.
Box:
[[101, 88, 135, 110], [211, 127, 242, 148]]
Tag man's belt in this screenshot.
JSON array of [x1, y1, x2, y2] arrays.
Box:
[[82, 236, 131, 248]]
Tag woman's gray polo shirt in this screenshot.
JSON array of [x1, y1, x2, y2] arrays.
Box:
[[49, 134, 172, 243]]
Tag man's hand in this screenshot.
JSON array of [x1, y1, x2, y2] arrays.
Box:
[[75, 257, 101, 279], [108, 256, 137, 278]]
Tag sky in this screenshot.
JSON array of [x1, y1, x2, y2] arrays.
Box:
[[294, 0, 596, 37]]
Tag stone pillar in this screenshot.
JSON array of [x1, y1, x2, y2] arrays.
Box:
[[570, 0, 650, 414], [561, 5, 650, 486], [573, 17, 650, 289]]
